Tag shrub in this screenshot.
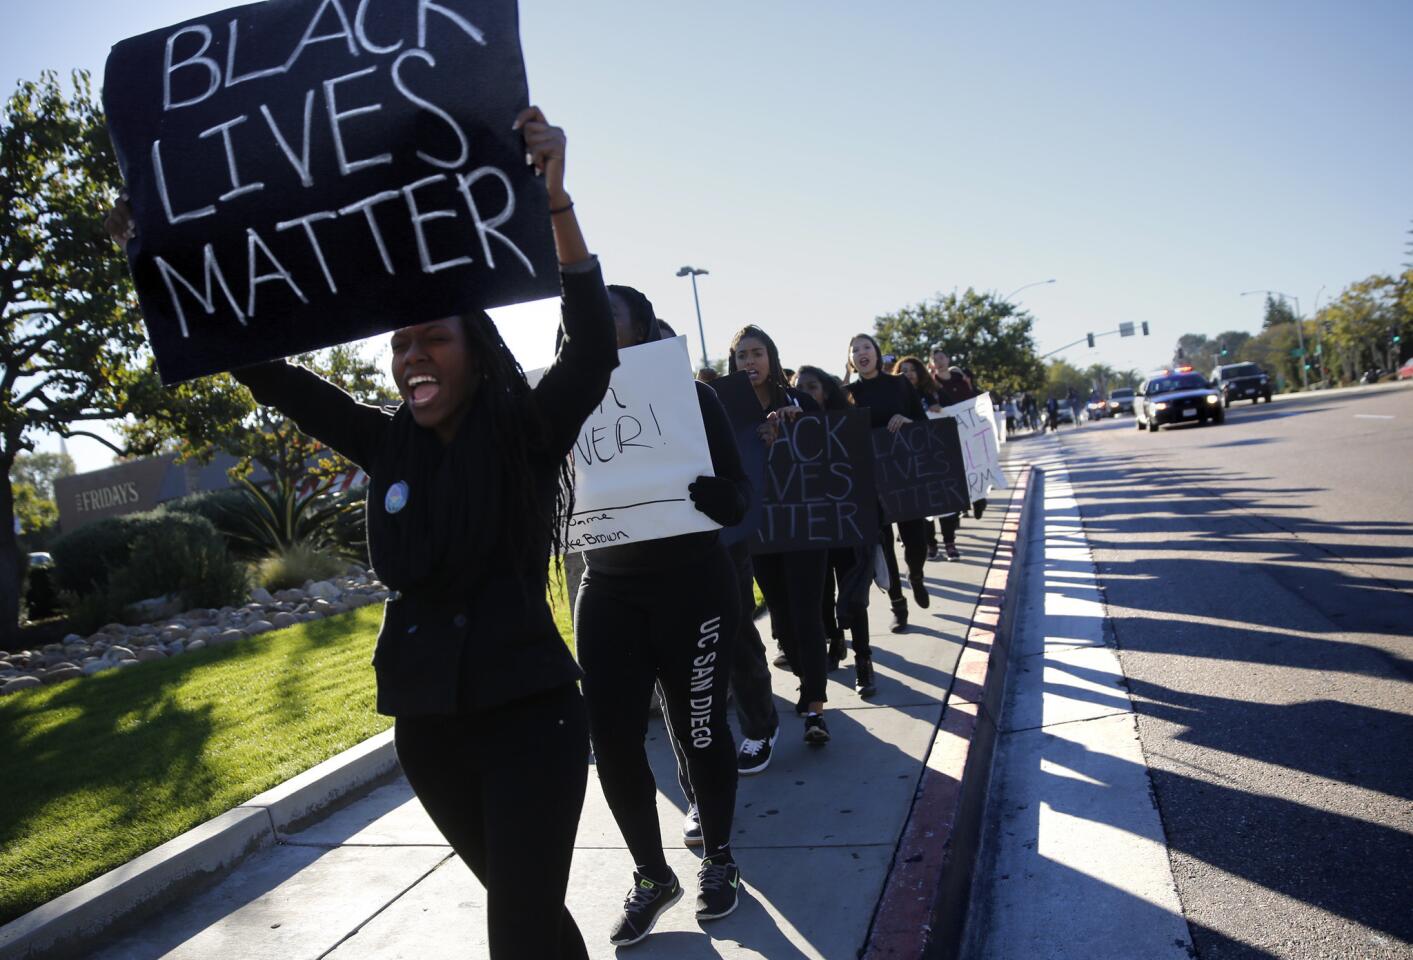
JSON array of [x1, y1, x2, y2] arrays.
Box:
[[219, 477, 365, 561], [163, 488, 248, 531], [56, 586, 127, 636], [255, 544, 344, 592], [110, 519, 249, 613], [49, 510, 193, 595]]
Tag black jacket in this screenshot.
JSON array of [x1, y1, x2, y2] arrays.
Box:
[[233, 262, 618, 716], [846, 373, 926, 428]]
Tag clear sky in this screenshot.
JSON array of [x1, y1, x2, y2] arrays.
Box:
[[5, 0, 1411, 472]]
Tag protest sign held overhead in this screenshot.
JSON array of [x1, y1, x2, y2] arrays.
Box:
[[708, 371, 767, 549], [104, 0, 557, 384], [872, 417, 970, 523], [753, 409, 876, 555], [931, 393, 1008, 500], [556, 336, 718, 554]]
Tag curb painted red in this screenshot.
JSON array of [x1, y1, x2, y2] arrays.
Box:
[[863, 463, 1040, 960]]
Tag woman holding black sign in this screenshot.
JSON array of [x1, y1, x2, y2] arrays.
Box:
[[572, 284, 752, 946], [109, 107, 608, 960], [794, 365, 878, 697], [846, 334, 932, 631], [730, 326, 834, 743]]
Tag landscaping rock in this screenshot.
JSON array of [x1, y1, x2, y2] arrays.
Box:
[[100, 623, 127, 636], [311, 598, 335, 614], [244, 620, 275, 637], [308, 580, 341, 600], [188, 627, 217, 644], [213, 629, 245, 646], [114, 659, 139, 670], [271, 612, 299, 629], [186, 639, 207, 652], [160, 625, 188, 644], [1, 676, 41, 695], [82, 661, 116, 676], [166, 641, 186, 656], [250, 586, 276, 604], [129, 594, 183, 621], [105, 646, 137, 662], [136, 648, 167, 663], [41, 666, 82, 684], [275, 588, 307, 603]]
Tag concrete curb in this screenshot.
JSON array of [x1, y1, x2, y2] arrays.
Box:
[[0, 730, 397, 960], [863, 463, 1043, 960]]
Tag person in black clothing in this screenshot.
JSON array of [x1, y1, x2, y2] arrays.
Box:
[[108, 108, 610, 960], [794, 365, 878, 696], [572, 285, 751, 945], [893, 356, 947, 561], [930, 355, 979, 559], [730, 325, 833, 743], [846, 334, 932, 631]]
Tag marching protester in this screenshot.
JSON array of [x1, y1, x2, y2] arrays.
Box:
[[731, 325, 834, 743], [846, 334, 930, 630], [794, 365, 878, 696], [108, 108, 608, 960], [894, 356, 943, 412], [927, 354, 980, 558], [572, 286, 751, 945]]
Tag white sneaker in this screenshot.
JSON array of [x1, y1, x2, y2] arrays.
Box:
[[682, 803, 703, 848]]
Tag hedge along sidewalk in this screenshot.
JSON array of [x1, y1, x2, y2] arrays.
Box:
[[0, 606, 390, 928]]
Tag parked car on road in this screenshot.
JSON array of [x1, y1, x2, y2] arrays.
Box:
[[1135, 370, 1224, 431], [1211, 362, 1272, 407], [1085, 398, 1109, 420], [1398, 358, 1413, 380], [1107, 387, 1135, 415]]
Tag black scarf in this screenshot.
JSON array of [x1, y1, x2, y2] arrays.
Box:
[[366, 402, 501, 596]]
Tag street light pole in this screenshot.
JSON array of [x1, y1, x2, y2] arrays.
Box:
[[1241, 289, 1307, 389], [1002, 278, 1057, 303], [676, 266, 710, 369]]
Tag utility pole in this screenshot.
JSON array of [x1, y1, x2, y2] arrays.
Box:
[[676, 266, 710, 368]]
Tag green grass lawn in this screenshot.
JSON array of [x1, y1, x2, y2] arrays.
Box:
[[0, 607, 391, 924]]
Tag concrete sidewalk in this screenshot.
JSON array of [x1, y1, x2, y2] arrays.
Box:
[[87, 481, 1020, 960], [962, 438, 1192, 959]]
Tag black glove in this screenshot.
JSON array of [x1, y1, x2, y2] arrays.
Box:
[[689, 475, 746, 527], [973, 498, 988, 520]]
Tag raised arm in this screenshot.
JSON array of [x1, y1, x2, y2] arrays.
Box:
[[231, 361, 390, 471], [515, 106, 618, 456]]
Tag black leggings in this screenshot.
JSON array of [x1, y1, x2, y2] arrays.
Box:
[[753, 548, 829, 704], [826, 546, 872, 658], [880, 517, 930, 604], [576, 548, 740, 867], [939, 513, 960, 543], [395, 684, 589, 960]]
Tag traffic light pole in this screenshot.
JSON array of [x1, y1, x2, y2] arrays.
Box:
[[1040, 322, 1147, 360]]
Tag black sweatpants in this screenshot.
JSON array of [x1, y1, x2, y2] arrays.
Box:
[[939, 513, 960, 543], [880, 517, 931, 605], [727, 542, 779, 741], [395, 684, 590, 960], [827, 546, 873, 658], [753, 548, 829, 704], [576, 547, 740, 866]]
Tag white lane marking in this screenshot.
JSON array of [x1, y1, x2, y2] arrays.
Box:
[[1354, 414, 1394, 420]]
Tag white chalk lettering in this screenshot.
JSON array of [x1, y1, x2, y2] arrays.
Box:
[[224, 18, 287, 88], [354, 0, 404, 54], [163, 25, 221, 111], [402, 173, 473, 274], [260, 92, 316, 188], [151, 140, 216, 225], [199, 115, 265, 202], [286, 0, 360, 72], [156, 246, 246, 337], [275, 211, 340, 294], [392, 49, 469, 170], [456, 166, 535, 276], [324, 66, 392, 176], [417, 0, 486, 49], [338, 188, 401, 273], [245, 227, 309, 317]]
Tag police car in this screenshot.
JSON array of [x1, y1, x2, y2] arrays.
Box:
[[1135, 368, 1224, 432]]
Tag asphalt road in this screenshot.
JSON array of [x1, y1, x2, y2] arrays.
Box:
[[1044, 383, 1413, 959]]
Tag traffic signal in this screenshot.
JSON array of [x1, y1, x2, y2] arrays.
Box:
[[1141, 321, 1150, 336], [1394, 327, 1403, 344], [1219, 341, 1229, 357], [1086, 332, 1095, 348]]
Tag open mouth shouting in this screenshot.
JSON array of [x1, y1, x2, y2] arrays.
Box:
[[406, 373, 441, 408]]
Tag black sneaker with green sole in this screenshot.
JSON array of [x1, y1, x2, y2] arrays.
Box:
[[608, 871, 682, 946]]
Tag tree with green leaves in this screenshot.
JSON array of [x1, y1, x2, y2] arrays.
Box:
[[873, 288, 1044, 395], [1263, 295, 1299, 330], [0, 71, 145, 643], [11, 450, 74, 502]]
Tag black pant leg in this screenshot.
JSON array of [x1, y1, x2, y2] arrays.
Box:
[[652, 548, 740, 859], [783, 549, 829, 705], [574, 573, 668, 877], [395, 691, 591, 960], [898, 519, 930, 577], [879, 518, 905, 604], [729, 544, 779, 741], [752, 551, 794, 663], [940, 513, 960, 543]]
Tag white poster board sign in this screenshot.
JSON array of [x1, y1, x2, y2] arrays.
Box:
[[930, 394, 1008, 501], [553, 336, 717, 553]]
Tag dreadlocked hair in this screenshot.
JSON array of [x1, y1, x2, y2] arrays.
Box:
[[728, 324, 789, 409], [458, 312, 575, 589]]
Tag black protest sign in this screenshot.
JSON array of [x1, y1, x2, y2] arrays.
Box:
[[708, 371, 766, 549], [104, 0, 556, 384], [752, 409, 877, 555], [871, 417, 970, 522]]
